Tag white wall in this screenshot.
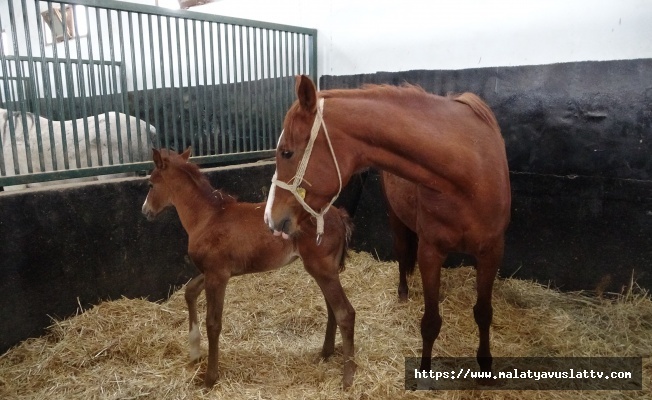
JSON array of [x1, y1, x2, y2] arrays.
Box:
[[194, 0, 652, 77]]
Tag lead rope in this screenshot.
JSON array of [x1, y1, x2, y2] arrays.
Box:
[[272, 98, 342, 244]]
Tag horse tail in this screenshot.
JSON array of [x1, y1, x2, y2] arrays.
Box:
[[337, 207, 354, 273], [453, 93, 500, 131]]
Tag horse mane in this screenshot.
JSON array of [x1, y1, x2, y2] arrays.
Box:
[[450, 92, 500, 131], [165, 152, 237, 207], [320, 84, 499, 131], [321, 83, 428, 100]]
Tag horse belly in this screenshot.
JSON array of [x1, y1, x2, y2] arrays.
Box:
[[416, 182, 509, 253]]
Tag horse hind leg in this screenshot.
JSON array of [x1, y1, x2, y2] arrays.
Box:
[[184, 274, 205, 362], [395, 221, 418, 302], [473, 238, 504, 378], [203, 275, 228, 388], [383, 197, 418, 301]]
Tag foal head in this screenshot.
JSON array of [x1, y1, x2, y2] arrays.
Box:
[[141, 148, 191, 220]]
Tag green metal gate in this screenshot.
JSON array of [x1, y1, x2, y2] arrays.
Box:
[[0, 0, 317, 187]]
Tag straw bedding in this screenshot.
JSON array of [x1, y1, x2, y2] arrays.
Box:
[[1, 251, 650, 399]]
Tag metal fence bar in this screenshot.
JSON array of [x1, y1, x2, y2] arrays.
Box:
[[0, 0, 316, 187], [173, 16, 184, 151]]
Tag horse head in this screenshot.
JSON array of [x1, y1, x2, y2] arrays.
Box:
[[264, 75, 346, 241]]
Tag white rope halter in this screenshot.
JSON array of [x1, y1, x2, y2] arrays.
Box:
[[271, 98, 342, 244]]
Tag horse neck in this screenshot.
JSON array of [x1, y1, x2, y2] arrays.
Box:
[[327, 96, 477, 192], [167, 170, 225, 234]]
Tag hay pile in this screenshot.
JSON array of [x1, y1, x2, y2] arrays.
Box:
[[1, 251, 650, 399]]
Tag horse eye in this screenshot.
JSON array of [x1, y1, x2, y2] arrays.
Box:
[[281, 150, 294, 159], [148, 181, 153, 188]]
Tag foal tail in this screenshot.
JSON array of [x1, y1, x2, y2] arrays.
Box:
[[453, 93, 500, 131], [337, 207, 354, 273]]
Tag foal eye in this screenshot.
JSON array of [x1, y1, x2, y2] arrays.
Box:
[[148, 182, 153, 188], [281, 150, 294, 159]]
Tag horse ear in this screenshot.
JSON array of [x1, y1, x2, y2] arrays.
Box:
[[152, 148, 164, 169], [295, 75, 317, 113], [181, 147, 192, 161]]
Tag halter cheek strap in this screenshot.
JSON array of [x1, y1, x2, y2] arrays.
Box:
[[272, 98, 342, 244]]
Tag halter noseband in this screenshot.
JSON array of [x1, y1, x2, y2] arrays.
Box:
[[271, 98, 342, 244]]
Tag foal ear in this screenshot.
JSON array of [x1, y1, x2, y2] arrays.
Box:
[[181, 147, 192, 161], [295, 75, 317, 113], [152, 148, 164, 170]]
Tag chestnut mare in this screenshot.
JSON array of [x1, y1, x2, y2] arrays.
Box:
[[141, 148, 356, 388], [265, 76, 511, 377]]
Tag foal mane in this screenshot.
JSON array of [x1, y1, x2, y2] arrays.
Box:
[[166, 154, 237, 208]]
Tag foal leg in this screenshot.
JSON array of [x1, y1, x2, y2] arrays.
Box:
[[306, 263, 356, 389], [321, 301, 337, 359], [417, 242, 446, 372], [185, 274, 205, 362], [473, 239, 504, 376], [203, 275, 228, 388]]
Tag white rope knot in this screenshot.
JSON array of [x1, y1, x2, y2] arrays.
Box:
[[272, 98, 342, 244]]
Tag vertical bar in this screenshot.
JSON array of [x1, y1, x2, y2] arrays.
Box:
[[200, 21, 210, 156], [184, 17, 195, 154], [272, 30, 279, 144], [96, 7, 111, 166], [168, 15, 180, 151], [150, 14, 162, 149], [217, 23, 226, 154], [20, 0, 46, 172], [71, 4, 92, 168], [310, 32, 318, 83], [106, 8, 123, 164], [265, 28, 272, 149], [7, 0, 32, 173], [128, 12, 145, 159], [48, 2, 69, 170], [87, 6, 103, 166], [304, 34, 309, 75], [193, 19, 203, 156], [239, 25, 247, 152], [35, 1, 57, 171], [246, 26, 254, 151], [138, 13, 153, 148], [152, 15, 169, 149], [117, 8, 133, 162], [224, 24, 233, 153], [232, 24, 240, 152], [209, 22, 218, 155], [0, 9, 17, 175], [60, 2, 82, 168], [175, 16, 185, 151], [253, 27, 261, 151], [284, 30, 290, 119]]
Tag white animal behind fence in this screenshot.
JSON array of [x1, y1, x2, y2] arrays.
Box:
[[0, 108, 157, 190]]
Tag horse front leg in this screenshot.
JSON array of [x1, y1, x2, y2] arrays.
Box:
[[473, 238, 504, 377], [184, 274, 205, 362], [203, 274, 228, 388], [417, 242, 446, 372]]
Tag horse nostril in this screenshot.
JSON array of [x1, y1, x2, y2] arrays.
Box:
[[280, 218, 291, 234]]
